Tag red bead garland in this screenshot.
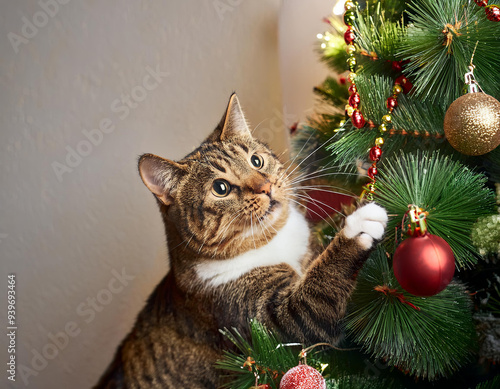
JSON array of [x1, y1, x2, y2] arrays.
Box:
[[394, 75, 413, 94], [386, 96, 398, 110], [351, 109, 366, 128], [369, 146, 382, 161], [344, 28, 356, 44], [486, 5, 500, 21], [339, 0, 408, 200], [348, 92, 361, 108], [343, 3, 367, 131], [367, 165, 378, 179], [473, 0, 500, 21], [391, 60, 403, 72]]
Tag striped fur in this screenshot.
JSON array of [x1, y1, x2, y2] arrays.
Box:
[[94, 94, 387, 388]]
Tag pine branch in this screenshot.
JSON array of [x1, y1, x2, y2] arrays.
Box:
[[483, 147, 500, 183], [400, 0, 500, 104], [475, 375, 500, 389], [360, 0, 408, 22], [374, 150, 496, 268], [354, 5, 406, 62], [345, 247, 477, 380], [326, 375, 404, 389], [313, 76, 350, 108], [217, 321, 305, 389]]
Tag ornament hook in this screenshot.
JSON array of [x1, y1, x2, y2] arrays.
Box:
[[464, 41, 482, 93]]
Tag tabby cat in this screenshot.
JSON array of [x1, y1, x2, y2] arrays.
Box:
[[94, 93, 388, 388]]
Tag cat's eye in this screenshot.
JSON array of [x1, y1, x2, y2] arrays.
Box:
[[212, 179, 231, 197], [250, 154, 264, 169]]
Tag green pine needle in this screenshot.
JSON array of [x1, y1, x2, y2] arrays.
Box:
[[326, 375, 403, 389], [400, 0, 500, 104], [354, 5, 406, 61], [345, 248, 477, 380], [216, 320, 305, 389], [475, 375, 500, 389], [374, 150, 496, 268]]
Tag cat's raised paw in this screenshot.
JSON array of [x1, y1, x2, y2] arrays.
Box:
[[343, 203, 388, 250]]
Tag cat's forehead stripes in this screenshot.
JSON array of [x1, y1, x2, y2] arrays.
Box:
[[183, 139, 271, 178]]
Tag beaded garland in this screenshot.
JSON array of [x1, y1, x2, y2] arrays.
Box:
[[473, 0, 500, 22], [342, 0, 411, 200]]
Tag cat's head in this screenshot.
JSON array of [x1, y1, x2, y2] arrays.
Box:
[[139, 94, 291, 258]]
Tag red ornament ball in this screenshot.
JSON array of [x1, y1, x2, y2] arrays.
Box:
[[348, 84, 357, 94], [393, 233, 455, 297], [344, 28, 355, 44], [351, 109, 366, 128], [474, 0, 488, 6], [369, 146, 382, 161], [348, 92, 361, 108], [279, 365, 326, 389], [486, 5, 500, 21]]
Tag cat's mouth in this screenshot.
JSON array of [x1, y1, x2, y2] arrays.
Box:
[[265, 199, 279, 216], [261, 199, 282, 224]]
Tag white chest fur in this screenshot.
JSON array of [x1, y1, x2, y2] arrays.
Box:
[[196, 206, 310, 287]]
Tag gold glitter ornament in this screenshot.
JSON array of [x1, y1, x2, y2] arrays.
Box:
[[444, 92, 500, 156]]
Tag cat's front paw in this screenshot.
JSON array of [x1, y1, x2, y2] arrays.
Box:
[[343, 203, 388, 250]]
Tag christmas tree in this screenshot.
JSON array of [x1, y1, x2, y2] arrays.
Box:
[[217, 1, 500, 388]]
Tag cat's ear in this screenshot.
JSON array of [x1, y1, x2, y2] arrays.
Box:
[[138, 154, 186, 206], [208, 93, 252, 142], [221, 93, 251, 140]]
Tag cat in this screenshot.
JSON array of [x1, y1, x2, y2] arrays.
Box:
[[94, 93, 388, 388]]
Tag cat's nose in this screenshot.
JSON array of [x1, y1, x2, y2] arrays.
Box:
[[255, 181, 272, 196]]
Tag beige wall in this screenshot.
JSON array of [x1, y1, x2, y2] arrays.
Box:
[[0, 1, 284, 387], [0, 0, 333, 387]]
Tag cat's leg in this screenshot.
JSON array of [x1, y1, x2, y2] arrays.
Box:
[[260, 202, 387, 344]]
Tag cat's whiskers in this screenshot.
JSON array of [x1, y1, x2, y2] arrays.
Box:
[[287, 191, 345, 218], [280, 134, 338, 184], [277, 130, 316, 183], [287, 184, 355, 194], [212, 208, 246, 257], [289, 167, 358, 186], [184, 234, 195, 250], [255, 209, 280, 243], [286, 197, 336, 230], [250, 212, 257, 250], [170, 233, 196, 251], [285, 185, 357, 203], [255, 214, 270, 245]]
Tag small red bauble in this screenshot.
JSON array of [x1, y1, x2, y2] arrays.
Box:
[[279, 365, 326, 389], [351, 109, 366, 128], [391, 60, 403, 72], [348, 84, 357, 93], [386, 96, 398, 110], [369, 146, 382, 161], [367, 165, 378, 179], [348, 92, 361, 108], [395, 75, 413, 94], [486, 5, 500, 21], [393, 233, 455, 297], [339, 76, 347, 85], [474, 0, 488, 6], [344, 28, 356, 44]]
